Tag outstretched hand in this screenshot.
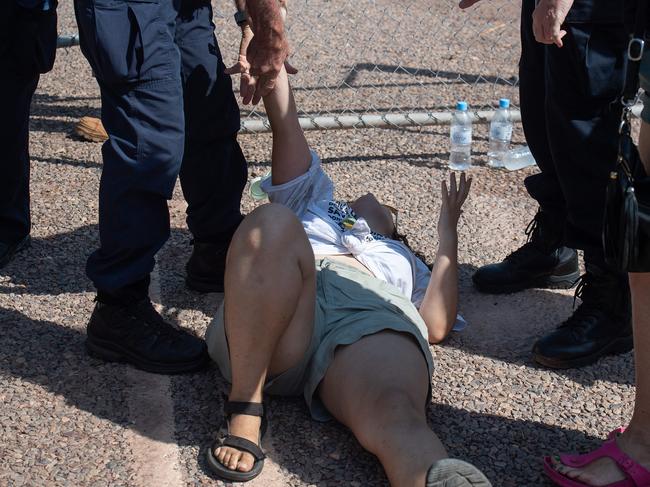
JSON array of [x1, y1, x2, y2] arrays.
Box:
[[438, 173, 472, 235]]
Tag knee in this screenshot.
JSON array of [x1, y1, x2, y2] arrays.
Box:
[[351, 388, 425, 451], [229, 203, 305, 257]]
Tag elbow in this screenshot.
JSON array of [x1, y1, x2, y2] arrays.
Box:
[[427, 324, 450, 344], [421, 306, 457, 344]]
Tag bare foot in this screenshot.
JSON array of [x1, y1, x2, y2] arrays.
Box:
[[213, 413, 262, 473], [550, 432, 650, 486], [550, 456, 627, 486]]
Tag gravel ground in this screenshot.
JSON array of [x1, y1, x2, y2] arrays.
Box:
[[0, 0, 637, 486]]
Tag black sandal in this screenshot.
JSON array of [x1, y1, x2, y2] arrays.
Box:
[[206, 400, 267, 482]]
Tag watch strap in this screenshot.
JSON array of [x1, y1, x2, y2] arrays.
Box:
[[234, 10, 249, 26]]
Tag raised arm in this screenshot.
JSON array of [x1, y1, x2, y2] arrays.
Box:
[[419, 173, 472, 343], [227, 1, 310, 184], [261, 66, 312, 184]]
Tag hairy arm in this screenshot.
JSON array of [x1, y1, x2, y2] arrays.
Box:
[[418, 174, 471, 344], [243, 0, 288, 103]]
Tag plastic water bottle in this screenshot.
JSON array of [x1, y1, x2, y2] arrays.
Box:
[[449, 101, 472, 171], [249, 171, 271, 200], [487, 98, 513, 168], [502, 146, 537, 171]]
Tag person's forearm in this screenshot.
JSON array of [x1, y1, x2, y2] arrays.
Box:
[[262, 66, 311, 185], [419, 233, 459, 344], [245, 0, 284, 39]]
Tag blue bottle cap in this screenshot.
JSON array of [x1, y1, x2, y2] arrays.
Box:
[[499, 98, 510, 108], [456, 101, 468, 111]]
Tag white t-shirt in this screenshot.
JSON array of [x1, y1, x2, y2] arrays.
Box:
[[261, 151, 431, 307]]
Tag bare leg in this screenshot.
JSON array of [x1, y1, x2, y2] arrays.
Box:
[[551, 121, 650, 484], [319, 331, 448, 487], [214, 203, 316, 473], [623, 120, 650, 461], [619, 122, 650, 470], [622, 272, 650, 462]]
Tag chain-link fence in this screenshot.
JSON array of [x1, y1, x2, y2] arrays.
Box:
[[213, 0, 523, 132], [59, 0, 525, 132], [58, 1, 646, 132]]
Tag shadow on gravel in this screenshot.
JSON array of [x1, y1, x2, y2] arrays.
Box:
[[171, 361, 599, 486], [29, 93, 102, 137], [31, 155, 102, 170], [322, 152, 449, 169], [0, 225, 97, 296], [0, 307, 132, 433], [0, 231, 621, 486], [31, 93, 101, 120], [447, 264, 634, 387], [429, 402, 601, 487], [343, 63, 519, 89], [0, 303, 610, 486]]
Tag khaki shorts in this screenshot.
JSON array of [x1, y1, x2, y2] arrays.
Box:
[[640, 47, 650, 123], [205, 257, 434, 422]]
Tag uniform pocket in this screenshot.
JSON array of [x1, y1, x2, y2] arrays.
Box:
[[83, 0, 172, 84], [567, 24, 626, 101]]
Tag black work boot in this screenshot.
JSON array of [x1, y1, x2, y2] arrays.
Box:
[[185, 240, 230, 293], [86, 298, 209, 374], [533, 264, 633, 369], [0, 235, 30, 269], [473, 212, 580, 294]]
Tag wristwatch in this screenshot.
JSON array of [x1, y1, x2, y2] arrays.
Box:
[[234, 10, 249, 26]]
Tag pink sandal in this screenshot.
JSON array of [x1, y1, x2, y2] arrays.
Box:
[[543, 429, 650, 487]]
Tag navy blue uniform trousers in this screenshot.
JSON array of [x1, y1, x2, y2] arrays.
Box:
[[74, 0, 247, 297], [0, 3, 57, 245], [519, 0, 627, 265]]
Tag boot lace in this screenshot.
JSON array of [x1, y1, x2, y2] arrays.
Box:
[[559, 273, 604, 332], [504, 216, 542, 265], [129, 300, 184, 343]]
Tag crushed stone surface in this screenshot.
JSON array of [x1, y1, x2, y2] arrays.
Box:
[[0, 1, 635, 486]]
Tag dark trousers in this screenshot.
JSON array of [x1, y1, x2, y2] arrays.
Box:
[[519, 0, 627, 265], [0, 4, 57, 245], [74, 0, 247, 296]]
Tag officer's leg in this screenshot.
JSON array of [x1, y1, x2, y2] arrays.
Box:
[[544, 23, 626, 263], [519, 0, 566, 227], [471, 0, 579, 295], [0, 2, 57, 268], [175, 0, 247, 293], [0, 69, 37, 268], [532, 22, 632, 369], [74, 0, 207, 373]]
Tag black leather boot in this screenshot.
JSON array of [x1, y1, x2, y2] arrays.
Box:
[[532, 263, 633, 369], [185, 240, 230, 293], [0, 235, 30, 269], [473, 212, 580, 294], [86, 298, 209, 374]]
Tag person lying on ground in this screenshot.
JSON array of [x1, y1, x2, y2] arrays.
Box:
[[201, 31, 492, 487]]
